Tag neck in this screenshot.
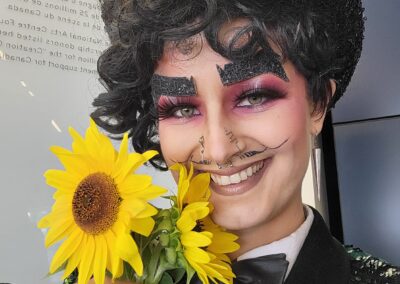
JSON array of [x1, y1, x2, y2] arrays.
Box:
[[229, 197, 305, 260]]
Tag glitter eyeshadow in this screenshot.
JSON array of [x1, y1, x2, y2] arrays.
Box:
[[217, 50, 289, 86], [150, 74, 197, 101]]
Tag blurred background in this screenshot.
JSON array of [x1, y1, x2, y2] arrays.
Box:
[[0, 0, 399, 283]]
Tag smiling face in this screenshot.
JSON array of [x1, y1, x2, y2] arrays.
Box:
[[154, 35, 327, 254]]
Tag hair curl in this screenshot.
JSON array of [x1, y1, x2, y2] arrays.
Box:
[[92, 0, 364, 170]]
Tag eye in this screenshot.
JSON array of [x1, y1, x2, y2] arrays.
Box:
[[174, 106, 199, 118], [239, 94, 265, 106], [235, 88, 285, 108], [157, 96, 200, 120]]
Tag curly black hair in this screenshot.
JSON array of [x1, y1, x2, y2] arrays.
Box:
[[92, 0, 364, 170]]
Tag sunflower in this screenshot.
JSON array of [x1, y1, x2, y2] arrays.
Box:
[[171, 163, 240, 284], [38, 119, 167, 284]]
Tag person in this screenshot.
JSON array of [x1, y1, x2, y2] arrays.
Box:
[[80, 0, 399, 283]]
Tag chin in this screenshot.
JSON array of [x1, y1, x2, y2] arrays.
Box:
[[210, 198, 272, 231]]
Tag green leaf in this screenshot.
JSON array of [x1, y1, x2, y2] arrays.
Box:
[[160, 272, 174, 284], [159, 233, 170, 247], [165, 247, 177, 265], [169, 268, 186, 284]]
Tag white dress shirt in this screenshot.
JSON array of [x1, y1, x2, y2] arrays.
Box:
[[237, 206, 314, 279]]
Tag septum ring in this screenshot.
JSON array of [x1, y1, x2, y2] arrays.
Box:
[[216, 160, 233, 169]]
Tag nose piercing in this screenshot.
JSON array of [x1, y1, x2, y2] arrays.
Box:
[[216, 160, 233, 169]]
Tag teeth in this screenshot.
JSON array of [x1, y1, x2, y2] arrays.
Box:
[[246, 167, 253, 177], [240, 171, 248, 181], [221, 176, 230, 186], [230, 173, 241, 184], [211, 161, 264, 186]]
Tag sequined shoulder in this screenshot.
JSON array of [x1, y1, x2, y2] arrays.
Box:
[[345, 245, 400, 283]]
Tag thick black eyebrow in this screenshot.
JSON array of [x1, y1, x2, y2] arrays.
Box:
[[150, 74, 197, 101], [216, 50, 289, 85]]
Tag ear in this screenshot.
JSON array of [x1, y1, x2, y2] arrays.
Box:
[[311, 79, 336, 135]]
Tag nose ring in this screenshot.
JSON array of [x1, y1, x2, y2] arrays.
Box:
[[216, 160, 233, 169]]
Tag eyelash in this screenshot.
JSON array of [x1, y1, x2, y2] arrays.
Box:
[[234, 88, 286, 108], [157, 97, 200, 120], [157, 88, 285, 120]]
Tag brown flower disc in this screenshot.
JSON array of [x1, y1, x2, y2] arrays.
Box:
[[72, 172, 120, 234]]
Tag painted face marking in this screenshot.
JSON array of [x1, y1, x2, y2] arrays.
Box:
[[193, 136, 212, 165], [191, 137, 289, 167], [237, 138, 289, 160], [216, 50, 289, 85], [224, 128, 242, 153], [150, 74, 197, 102]]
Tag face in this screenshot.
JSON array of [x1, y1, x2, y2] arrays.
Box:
[[154, 35, 326, 237]]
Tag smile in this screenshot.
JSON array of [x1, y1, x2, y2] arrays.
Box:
[[211, 160, 264, 186]]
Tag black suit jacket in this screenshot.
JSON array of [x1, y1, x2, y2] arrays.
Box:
[[285, 207, 350, 283], [185, 207, 400, 284]]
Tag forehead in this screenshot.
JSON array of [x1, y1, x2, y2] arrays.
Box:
[[155, 35, 231, 76]]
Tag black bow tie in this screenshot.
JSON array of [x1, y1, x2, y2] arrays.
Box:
[[186, 253, 289, 284], [232, 253, 289, 284]]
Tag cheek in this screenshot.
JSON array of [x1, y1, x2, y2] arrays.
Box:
[[158, 121, 199, 165], [238, 97, 311, 148]]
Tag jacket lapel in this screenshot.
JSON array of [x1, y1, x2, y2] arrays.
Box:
[[284, 207, 350, 284]]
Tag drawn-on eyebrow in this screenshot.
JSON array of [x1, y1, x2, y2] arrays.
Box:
[[216, 50, 289, 86], [150, 74, 197, 101]]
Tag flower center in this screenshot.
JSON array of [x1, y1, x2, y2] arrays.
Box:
[[193, 220, 205, 233], [72, 172, 120, 235]]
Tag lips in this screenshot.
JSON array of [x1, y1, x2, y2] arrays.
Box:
[[208, 158, 271, 196], [211, 160, 264, 186]]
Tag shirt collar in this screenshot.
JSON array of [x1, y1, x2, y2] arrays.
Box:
[[236, 205, 314, 279]]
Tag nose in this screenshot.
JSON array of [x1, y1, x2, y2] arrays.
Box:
[[202, 113, 240, 165]]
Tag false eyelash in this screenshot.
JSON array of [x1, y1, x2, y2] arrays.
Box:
[[156, 96, 197, 120], [234, 87, 287, 106]]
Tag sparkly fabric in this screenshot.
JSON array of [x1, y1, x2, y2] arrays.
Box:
[[150, 74, 196, 101], [217, 50, 289, 86], [346, 245, 400, 283]]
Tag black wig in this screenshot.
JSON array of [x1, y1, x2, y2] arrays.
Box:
[[92, 0, 364, 170]]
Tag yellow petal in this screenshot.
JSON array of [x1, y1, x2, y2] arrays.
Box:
[[44, 169, 77, 191], [189, 261, 209, 284], [119, 174, 153, 196], [135, 204, 158, 218], [93, 234, 108, 284], [120, 199, 146, 218], [113, 133, 129, 175], [178, 180, 190, 212], [49, 229, 83, 273], [50, 146, 90, 176], [188, 162, 194, 181], [104, 230, 118, 276], [181, 231, 212, 248], [176, 203, 209, 233], [124, 185, 167, 201], [84, 120, 115, 173], [69, 126, 88, 155], [187, 173, 211, 203], [116, 233, 143, 276], [207, 232, 240, 254], [130, 217, 155, 236], [112, 218, 128, 236], [37, 215, 51, 229], [114, 151, 158, 184], [45, 217, 74, 248], [78, 234, 95, 284], [38, 206, 71, 229], [184, 247, 210, 264], [201, 264, 229, 284], [62, 233, 87, 280], [171, 163, 189, 210]]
